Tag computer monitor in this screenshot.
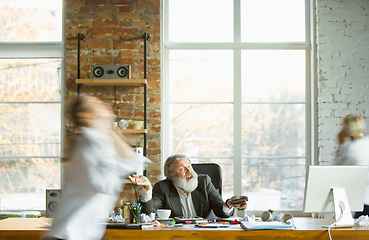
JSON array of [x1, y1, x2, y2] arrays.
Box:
[[303, 165, 368, 228]]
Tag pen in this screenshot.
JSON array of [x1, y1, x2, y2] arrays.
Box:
[[195, 223, 219, 228]]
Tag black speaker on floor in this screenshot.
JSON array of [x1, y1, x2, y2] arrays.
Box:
[[46, 189, 62, 218], [92, 65, 131, 79]]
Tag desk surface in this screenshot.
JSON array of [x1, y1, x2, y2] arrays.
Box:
[[0, 217, 368, 240]]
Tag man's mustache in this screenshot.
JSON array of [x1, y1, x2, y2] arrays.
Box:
[[185, 172, 195, 179]]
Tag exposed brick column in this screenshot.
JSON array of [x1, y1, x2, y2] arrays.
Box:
[[65, 0, 161, 204], [316, 0, 369, 164]]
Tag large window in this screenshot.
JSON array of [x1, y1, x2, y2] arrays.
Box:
[[163, 0, 312, 211], [0, 0, 63, 210]]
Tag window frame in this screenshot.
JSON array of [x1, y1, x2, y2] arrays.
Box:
[[161, 0, 317, 215], [0, 2, 65, 212]]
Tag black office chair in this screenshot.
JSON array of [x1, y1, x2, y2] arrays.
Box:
[[192, 163, 222, 196]]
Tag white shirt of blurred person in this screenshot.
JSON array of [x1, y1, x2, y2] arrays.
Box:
[[334, 113, 369, 218], [44, 95, 149, 240], [129, 154, 248, 218]]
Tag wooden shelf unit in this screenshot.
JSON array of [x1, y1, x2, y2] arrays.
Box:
[[121, 129, 147, 134], [75, 33, 149, 157], [75, 129, 146, 134], [75, 78, 146, 86]]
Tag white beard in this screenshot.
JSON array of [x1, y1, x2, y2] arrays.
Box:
[[173, 171, 198, 193]]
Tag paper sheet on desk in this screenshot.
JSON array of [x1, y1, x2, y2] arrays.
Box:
[[240, 222, 294, 230], [34, 220, 52, 228]]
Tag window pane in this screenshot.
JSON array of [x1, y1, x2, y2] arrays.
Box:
[[169, 50, 233, 102], [170, 104, 233, 157], [0, 59, 61, 101], [0, 0, 62, 42], [191, 157, 234, 200], [0, 158, 60, 210], [242, 50, 305, 102], [0, 104, 61, 156], [241, 0, 305, 42], [165, 0, 309, 212], [242, 104, 305, 157], [168, 0, 233, 42], [242, 158, 305, 210]]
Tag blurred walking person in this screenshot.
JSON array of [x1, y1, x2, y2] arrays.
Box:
[[44, 95, 148, 240], [334, 113, 369, 218]]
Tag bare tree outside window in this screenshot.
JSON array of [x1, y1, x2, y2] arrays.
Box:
[[167, 48, 307, 210]]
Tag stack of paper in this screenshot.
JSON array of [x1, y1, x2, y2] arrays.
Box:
[[241, 221, 294, 230]]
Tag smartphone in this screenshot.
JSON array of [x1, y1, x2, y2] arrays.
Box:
[[230, 197, 248, 204]]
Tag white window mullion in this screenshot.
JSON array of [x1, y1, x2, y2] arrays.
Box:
[[233, 49, 242, 196], [233, 0, 242, 196], [162, 48, 170, 179], [305, 48, 312, 167], [162, 0, 169, 43], [308, 0, 318, 166], [61, 0, 66, 189], [305, 0, 311, 168], [164, 42, 310, 50], [0, 101, 61, 104], [161, 0, 170, 178], [0, 43, 63, 58], [234, 0, 241, 43]]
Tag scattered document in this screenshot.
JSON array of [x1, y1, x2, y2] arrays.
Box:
[[34, 220, 52, 228], [241, 221, 294, 230]]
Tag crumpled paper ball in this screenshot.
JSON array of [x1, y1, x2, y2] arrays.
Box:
[[242, 214, 256, 222], [355, 215, 369, 226], [108, 215, 125, 222]]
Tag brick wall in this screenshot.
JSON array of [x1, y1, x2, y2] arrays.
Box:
[[62, 0, 369, 204], [317, 0, 369, 164], [64, 0, 161, 203]]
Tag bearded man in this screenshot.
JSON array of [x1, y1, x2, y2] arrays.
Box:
[[129, 154, 247, 218]]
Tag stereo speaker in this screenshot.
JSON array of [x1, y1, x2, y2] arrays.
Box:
[[46, 189, 62, 218], [92, 65, 131, 79], [133, 147, 144, 175]]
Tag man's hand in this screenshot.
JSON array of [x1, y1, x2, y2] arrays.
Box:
[[225, 196, 248, 209], [128, 174, 152, 191]]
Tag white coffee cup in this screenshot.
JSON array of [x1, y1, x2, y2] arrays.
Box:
[[282, 213, 293, 223], [261, 211, 273, 222], [119, 119, 131, 129], [156, 209, 171, 219]]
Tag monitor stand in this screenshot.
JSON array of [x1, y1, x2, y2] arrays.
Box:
[[323, 187, 355, 228]]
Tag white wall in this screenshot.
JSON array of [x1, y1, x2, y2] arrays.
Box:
[[317, 0, 369, 164]]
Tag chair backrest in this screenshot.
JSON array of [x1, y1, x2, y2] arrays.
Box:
[[192, 163, 222, 196]]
